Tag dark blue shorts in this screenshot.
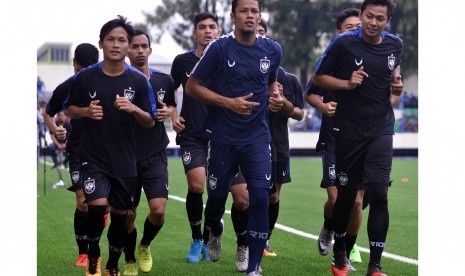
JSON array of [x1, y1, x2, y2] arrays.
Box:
[[177, 133, 208, 173], [67, 145, 82, 192], [320, 147, 337, 189], [133, 150, 169, 207], [81, 161, 136, 210], [207, 141, 272, 197], [335, 135, 393, 189], [270, 158, 291, 194]]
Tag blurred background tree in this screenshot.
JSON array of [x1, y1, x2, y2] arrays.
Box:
[[140, 0, 417, 88]]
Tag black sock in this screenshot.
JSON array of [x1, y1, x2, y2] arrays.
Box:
[[268, 201, 280, 240], [332, 186, 357, 252], [106, 213, 128, 269], [345, 234, 357, 257], [74, 209, 88, 255], [231, 204, 249, 246], [124, 228, 137, 262], [323, 214, 334, 231], [367, 183, 389, 266], [141, 217, 164, 246], [86, 205, 107, 258], [186, 191, 203, 240], [204, 196, 227, 236], [202, 223, 210, 244]]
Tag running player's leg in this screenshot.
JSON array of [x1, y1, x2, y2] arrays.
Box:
[[363, 135, 392, 275], [138, 152, 169, 273], [179, 134, 209, 263], [230, 170, 249, 271]]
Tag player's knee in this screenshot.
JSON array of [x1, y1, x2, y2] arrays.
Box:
[[367, 183, 388, 206], [76, 201, 88, 212], [233, 198, 249, 211], [188, 181, 205, 194], [268, 190, 279, 203]]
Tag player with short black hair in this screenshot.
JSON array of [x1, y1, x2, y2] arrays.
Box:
[[311, 0, 403, 275], [65, 15, 157, 276], [123, 29, 176, 275], [185, 0, 285, 275]]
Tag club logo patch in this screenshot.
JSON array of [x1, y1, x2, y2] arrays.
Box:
[[338, 172, 349, 186], [71, 171, 80, 183], [84, 178, 96, 194], [260, 57, 270, 73], [388, 54, 395, 70], [157, 89, 165, 102], [124, 87, 135, 102], [329, 165, 336, 180], [182, 152, 191, 165], [209, 175, 217, 190]]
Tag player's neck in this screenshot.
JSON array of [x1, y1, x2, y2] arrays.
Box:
[[133, 64, 150, 79], [102, 60, 126, 76], [234, 29, 257, 46], [195, 47, 204, 58]]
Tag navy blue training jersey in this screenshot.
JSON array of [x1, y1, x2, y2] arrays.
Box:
[[135, 68, 176, 161], [170, 50, 207, 137], [45, 75, 83, 150], [315, 28, 403, 139], [270, 68, 304, 160], [191, 32, 282, 144], [64, 62, 157, 177]]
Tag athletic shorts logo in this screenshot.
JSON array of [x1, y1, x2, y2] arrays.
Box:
[[260, 57, 270, 73], [282, 170, 287, 177], [71, 171, 80, 183], [84, 178, 96, 194], [124, 87, 135, 102], [388, 54, 395, 70], [265, 174, 271, 181], [157, 89, 165, 102], [338, 172, 349, 186], [89, 91, 97, 98], [355, 58, 363, 66], [329, 165, 336, 180], [208, 175, 217, 190], [185, 71, 191, 77], [182, 152, 191, 165]]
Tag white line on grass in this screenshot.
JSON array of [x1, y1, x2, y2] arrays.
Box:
[[168, 194, 418, 266]]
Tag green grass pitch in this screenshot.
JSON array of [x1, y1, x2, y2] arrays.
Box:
[[37, 157, 418, 275]]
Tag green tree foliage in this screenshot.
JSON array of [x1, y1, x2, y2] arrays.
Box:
[[143, 0, 417, 86]]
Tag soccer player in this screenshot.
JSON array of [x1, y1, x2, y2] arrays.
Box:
[[44, 43, 100, 267], [124, 29, 176, 275], [185, 0, 285, 275], [65, 15, 157, 276], [255, 20, 305, 258], [311, 1, 403, 275], [306, 8, 364, 270], [170, 12, 220, 264]]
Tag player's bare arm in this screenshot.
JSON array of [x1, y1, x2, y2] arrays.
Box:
[[306, 94, 337, 118], [66, 100, 103, 120], [312, 66, 369, 90]]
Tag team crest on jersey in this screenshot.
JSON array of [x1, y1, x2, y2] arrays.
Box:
[[84, 178, 96, 194], [209, 175, 217, 190], [338, 172, 349, 186], [71, 171, 80, 183], [124, 87, 135, 102], [260, 57, 270, 73], [329, 165, 336, 180], [182, 152, 191, 165], [388, 54, 395, 70], [157, 89, 165, 102]]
